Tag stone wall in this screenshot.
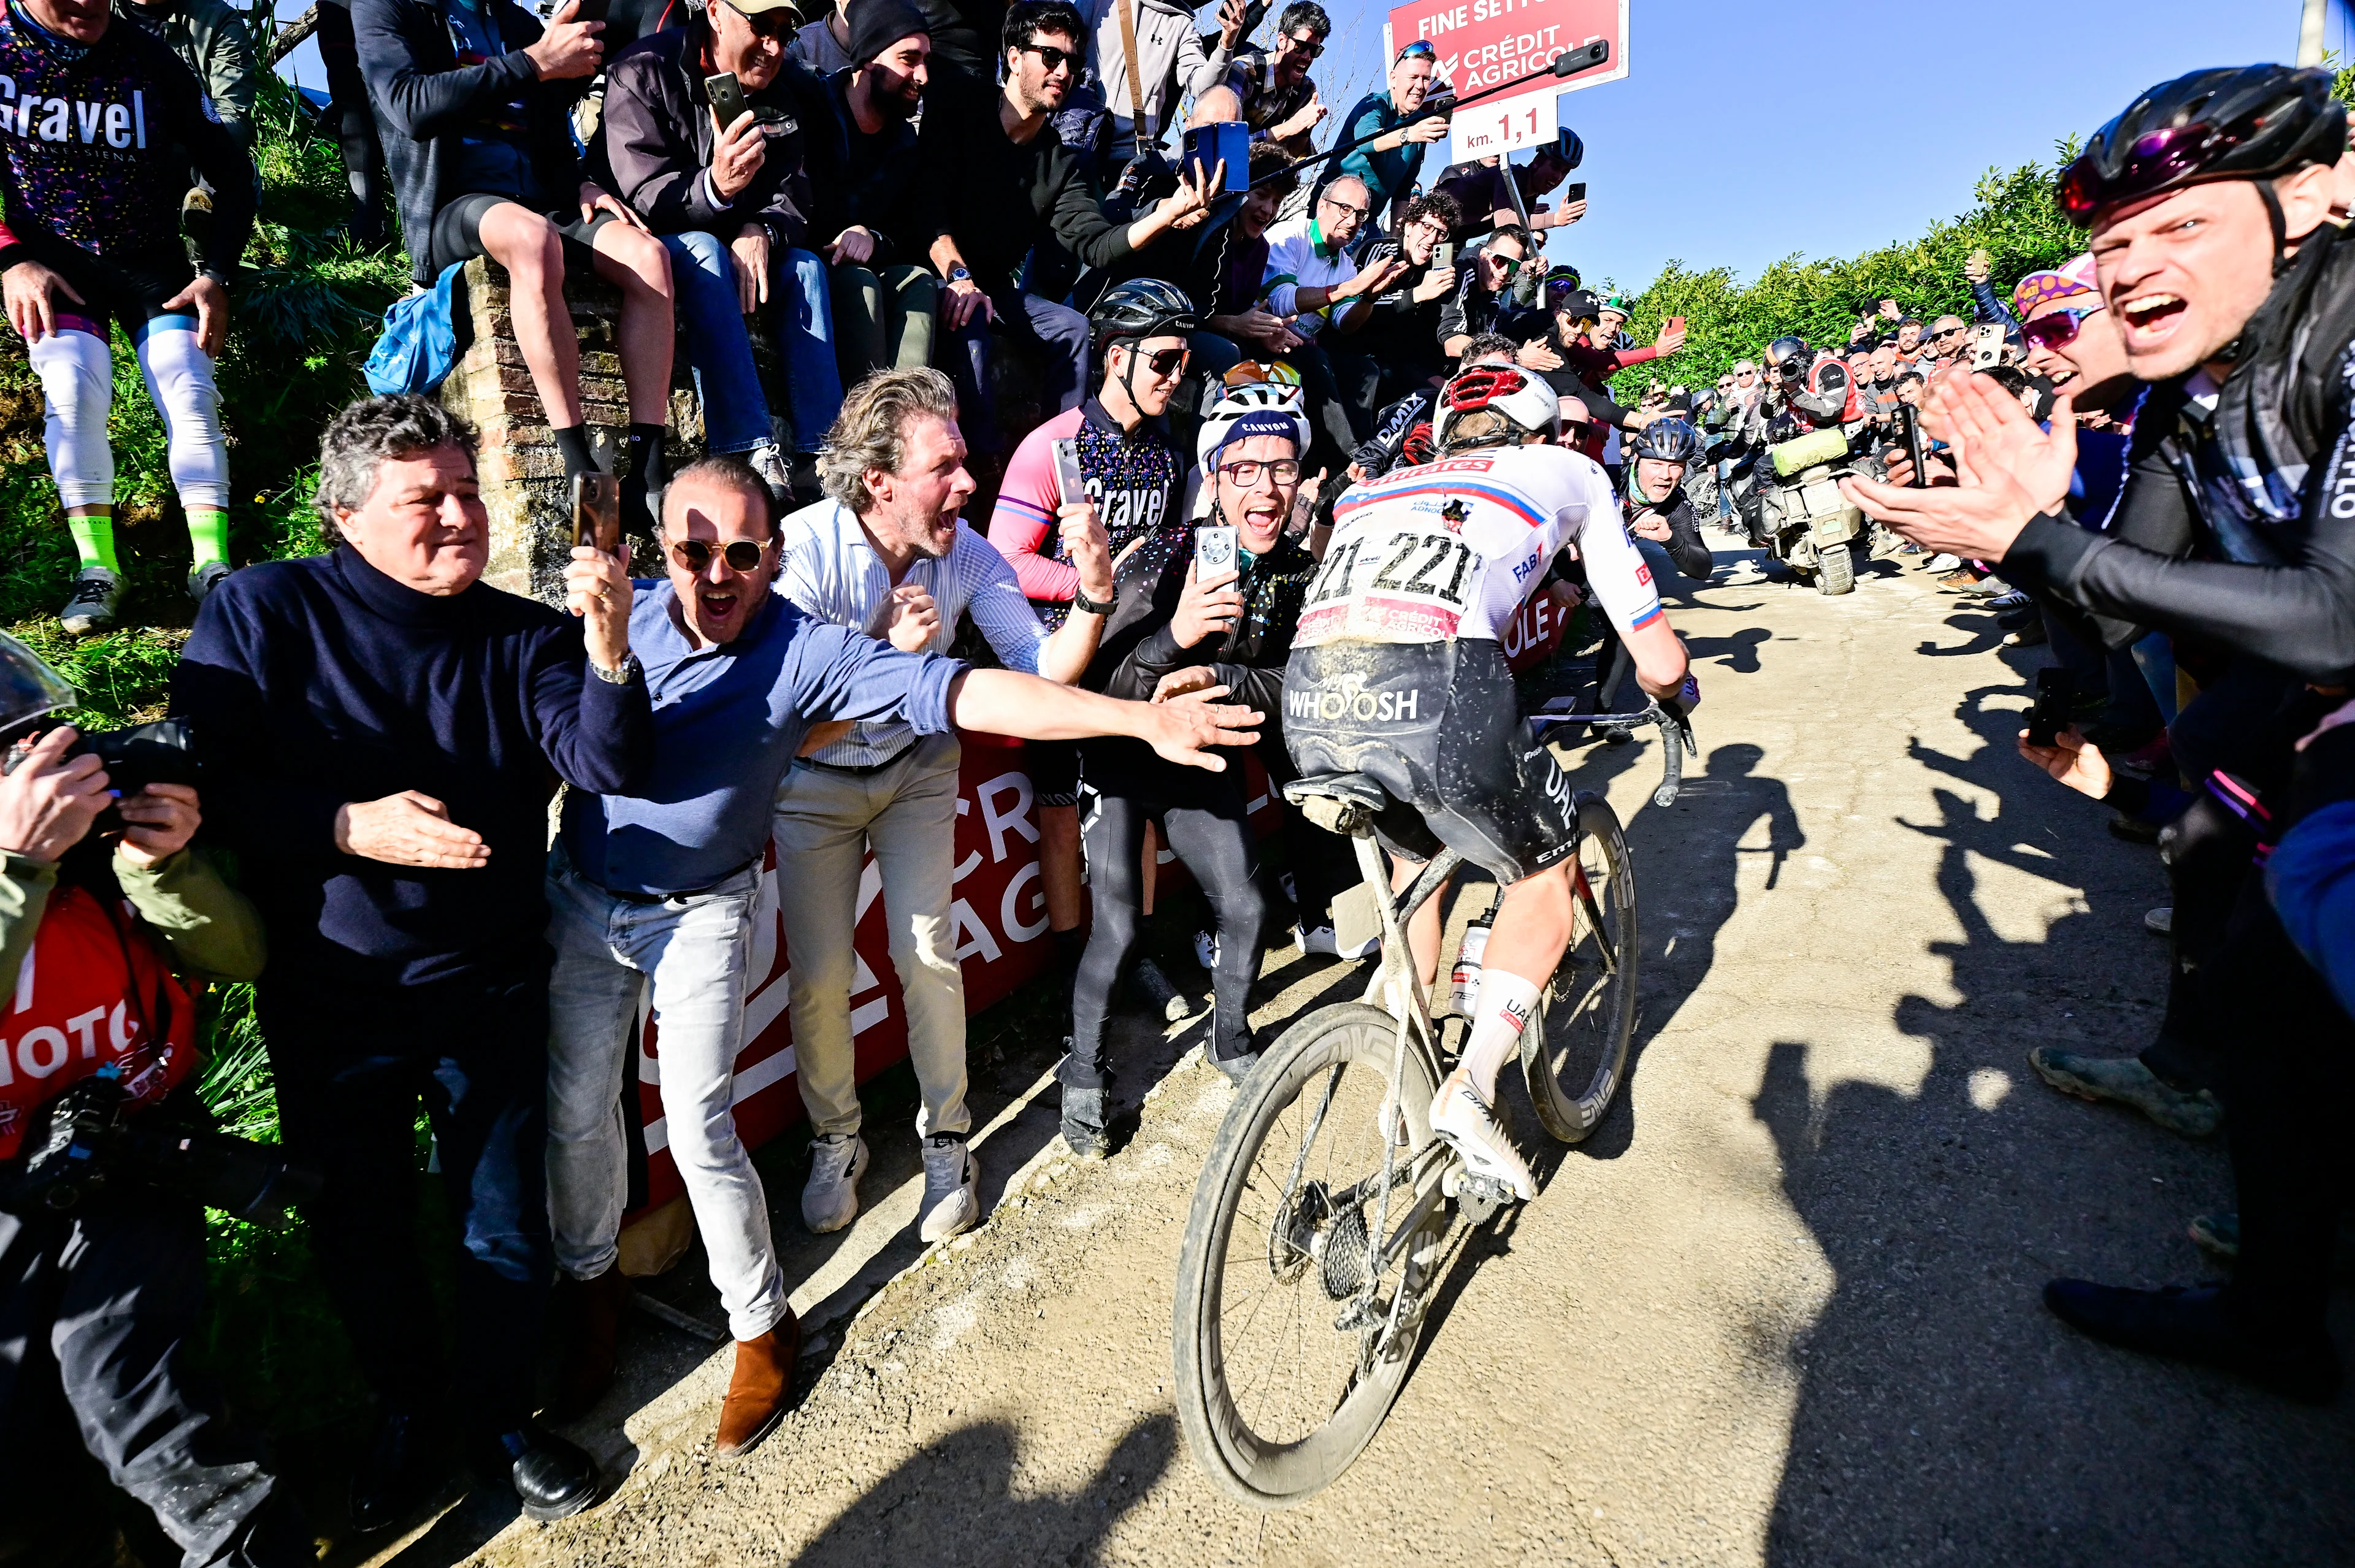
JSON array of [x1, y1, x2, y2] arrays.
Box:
[[439, 258, 713, 606]]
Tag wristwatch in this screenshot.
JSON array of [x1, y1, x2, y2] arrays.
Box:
[[589, 652, 641, 686], [1071, 584, 1117, 616], [948, 265, 973, 286]]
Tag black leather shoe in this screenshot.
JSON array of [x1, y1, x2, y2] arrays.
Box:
[[479, 1424, 603, 1522], [349, 1407, 444, 1534], [2043, 1280, 2342, 1404]]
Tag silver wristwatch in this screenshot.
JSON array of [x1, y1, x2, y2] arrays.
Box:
[[589, 652, 641, 686]]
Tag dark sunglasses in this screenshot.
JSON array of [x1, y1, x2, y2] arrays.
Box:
[[1130, 344, 1189, 379], [669, 537, 768, 573], [2019, 303, 2107, 350], [1022, 42, 1079, 74], [2059, 121, 2241, 220], [1395, 40, 1436, 63], [1278, 32, 1324, 58], [1931, 325, 1966, 339], [719, 0, 795, 37]]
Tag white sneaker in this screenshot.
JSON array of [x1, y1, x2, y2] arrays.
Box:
[[1302, 925, 1380, 960], [1193, 930, 1219, 971], [1924, 553, 1961, 572], [1429, 1069, 1535, 1201], [919, 1136, 979, 1243], [801, 1133, 867, 1234]]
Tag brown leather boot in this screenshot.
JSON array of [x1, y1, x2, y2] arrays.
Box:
[[714, 1312, 800, 1461], [548, 1267, 632, 1421]]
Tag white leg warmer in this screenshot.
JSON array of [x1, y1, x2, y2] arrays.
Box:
[[134, 317, 229, 513], [28, 325, 113, 510]]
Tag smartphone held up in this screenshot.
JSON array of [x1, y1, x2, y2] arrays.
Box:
[[573, 472, 622, 556]]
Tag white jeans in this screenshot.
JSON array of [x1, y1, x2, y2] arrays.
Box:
[[773, 732, 971, 1140], [543, 851, 787, 1342]]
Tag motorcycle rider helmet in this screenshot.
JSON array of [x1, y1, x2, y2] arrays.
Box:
[[2059, 65, 2347, 238], [1631, 418, 1701, 465], [0, 630, 78, 748], [1434, 364, 1561, 452], [1764, 335, 1812, 381]]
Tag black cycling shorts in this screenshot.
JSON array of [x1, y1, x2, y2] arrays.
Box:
[[1281, 638, 1579, 884], [426, 192, 616, 279], [1026, 738, 1081, 809], [13, 239, 197, 338]]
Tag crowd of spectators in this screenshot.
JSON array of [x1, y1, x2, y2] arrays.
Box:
[[13, 0, 2348, 1550]]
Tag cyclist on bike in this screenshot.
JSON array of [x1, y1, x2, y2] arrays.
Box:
[[1283, 363, 1692, 1198]]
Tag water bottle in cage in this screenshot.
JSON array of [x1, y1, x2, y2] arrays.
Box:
[[1449, 922, 1492, 1017]]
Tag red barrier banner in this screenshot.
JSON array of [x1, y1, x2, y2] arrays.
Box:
[[631, 734, 1281, 1210], [1501, 589, 1572, 673], [1383, 0, 1629, 167]]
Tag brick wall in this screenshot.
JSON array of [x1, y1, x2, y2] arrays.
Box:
[[440, 258, 719, 606]]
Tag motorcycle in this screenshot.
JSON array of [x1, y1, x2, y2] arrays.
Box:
[[1738, 426, 1873, 595]]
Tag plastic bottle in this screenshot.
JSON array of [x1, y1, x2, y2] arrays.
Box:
[[1449, 922, 1491, 1017]]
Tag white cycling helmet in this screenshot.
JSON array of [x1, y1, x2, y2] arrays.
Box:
[[1434, 363, 1561, 453], [1196, 375, 1312, 472]]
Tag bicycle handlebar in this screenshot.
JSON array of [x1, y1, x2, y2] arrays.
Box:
[[1530, 700, 1698, 809]]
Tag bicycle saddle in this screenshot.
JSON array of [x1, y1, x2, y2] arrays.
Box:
[[1281, 773, 1392, 836]]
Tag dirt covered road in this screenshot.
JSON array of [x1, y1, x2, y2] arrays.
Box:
[[430, 538, 2354, 1567]]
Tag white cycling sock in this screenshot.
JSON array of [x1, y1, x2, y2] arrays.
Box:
[[29, 324, 113, 510], [134, 316, 230, 513], [1457, 970, 1544, 1103]]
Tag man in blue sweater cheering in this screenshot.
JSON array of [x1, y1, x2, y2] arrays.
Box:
[[175, 395, 649, 1529], [542, 446, 1259, 1461]]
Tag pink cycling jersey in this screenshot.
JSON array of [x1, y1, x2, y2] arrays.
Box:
[[1297, 443, 1661, 646]]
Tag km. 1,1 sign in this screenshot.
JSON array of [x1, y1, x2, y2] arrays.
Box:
[[1382, 0, 1629, 165]]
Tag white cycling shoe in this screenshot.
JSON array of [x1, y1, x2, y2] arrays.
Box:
[[1429, 1069, 1536, 1203]]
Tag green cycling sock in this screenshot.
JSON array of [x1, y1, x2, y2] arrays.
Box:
[[185, 508, 230, 568], [66, 511, 120, 574]]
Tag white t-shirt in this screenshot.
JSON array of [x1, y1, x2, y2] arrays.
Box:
[[1296, 443, 1663, 646]]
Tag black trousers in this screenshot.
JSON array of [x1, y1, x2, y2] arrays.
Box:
[[2210, 889, 2355, 1346], [260, 975, 552, 1437], [1068, 767, 1268, 1084], [0, 1196, 299, 1567]]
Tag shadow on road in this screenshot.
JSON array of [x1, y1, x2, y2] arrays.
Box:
[[1755, 690, 2355, 1564], [785, 1412, 1177, 1567]]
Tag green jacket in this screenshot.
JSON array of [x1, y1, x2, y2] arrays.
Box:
[[113, 0, 259, 147], [0, 845, 267, 1008]]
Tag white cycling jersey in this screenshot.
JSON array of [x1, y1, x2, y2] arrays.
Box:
[[1295, 443, 1664, 647]]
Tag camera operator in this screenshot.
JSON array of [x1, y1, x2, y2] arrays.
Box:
[[1844, 64, 2355, 1402], [0, 638, 310, 1566]]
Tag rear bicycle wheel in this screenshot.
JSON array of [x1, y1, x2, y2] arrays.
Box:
[[1173, 1003, 1447, 1509], [1521, 797, 1639, 1142]]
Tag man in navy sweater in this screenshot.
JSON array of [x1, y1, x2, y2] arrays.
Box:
[[174, 396, 648, 1528]]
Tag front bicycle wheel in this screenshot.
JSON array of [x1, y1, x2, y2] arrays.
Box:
[[1173, 1003, 1447, 1509], [1521, 796, 1639, 1142]]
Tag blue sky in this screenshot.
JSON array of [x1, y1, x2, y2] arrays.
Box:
[[1317, 0, 2328, 292]]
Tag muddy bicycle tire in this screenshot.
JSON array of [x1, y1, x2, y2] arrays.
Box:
[[1520, 796, 1639, 1142], [1173, 1003, 1447, 1509]]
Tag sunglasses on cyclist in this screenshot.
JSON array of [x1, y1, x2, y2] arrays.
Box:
[[1216, 457, 1302, 487], [1021, 42, 1079, 74], [1125, 343, 1189, 379], [2058, 121, 2239, 220], [2018, 302, 2107, 350], [1223, 360, 1303, 389], [668, 536, 769, 573]]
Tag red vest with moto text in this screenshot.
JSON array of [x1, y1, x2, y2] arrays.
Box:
[[0, 884, 196, 1161]]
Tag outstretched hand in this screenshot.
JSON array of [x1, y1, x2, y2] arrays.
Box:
[[1138, 695, 1262, 771], [2018, 725, 2112, 800]]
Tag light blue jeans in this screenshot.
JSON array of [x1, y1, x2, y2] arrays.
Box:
[[662, 231, 844, 455], [543, 849, 787, 1342]]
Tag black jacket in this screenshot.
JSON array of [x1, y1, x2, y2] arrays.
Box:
[[798, 67, 925, 266], [351, 0, 588, 284], [2002, 224, 2355, 685], [916, 73, 1135, 301], [1625, 489, 1713, 580], [591, 20, 828, 247]]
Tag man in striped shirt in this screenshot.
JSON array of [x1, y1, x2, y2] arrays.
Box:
[[775, 368, 1116, 1245]]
